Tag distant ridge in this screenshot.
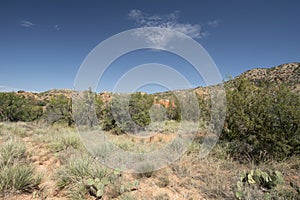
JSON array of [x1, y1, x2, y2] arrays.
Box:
[[1, 62, 299, 96], [236, 62, 300, 92]]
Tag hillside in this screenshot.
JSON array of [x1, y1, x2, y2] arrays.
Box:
[[4, 62, 299, 124], [0, 62, 299, 199], [6, 62, 299, 103], [236, 62, 300, 92]]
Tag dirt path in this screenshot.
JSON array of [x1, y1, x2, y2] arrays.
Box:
[[3, 125, 65, 200], [26, 134, 62, 198], [2, 130, 65, 200]]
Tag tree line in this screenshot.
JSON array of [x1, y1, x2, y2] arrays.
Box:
[[0, 78, 299, 161]]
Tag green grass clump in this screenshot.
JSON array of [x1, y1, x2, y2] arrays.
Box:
[[0, 139, 41, 196], [56, 154, 106, 189], [56, 153, 113, 199], [0, 164, 41, 194], [0, 140, 26, 167], [49, 131, 83, 152], [56, 152, 138, 199], [0, 122, 28, 137]]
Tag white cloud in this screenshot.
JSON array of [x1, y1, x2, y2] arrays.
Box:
[[208, 19, 221, 28], [20, 20, 35, 28], [128, 9, 203, 39], [20, 20, 61, 31], [0, 85, 20, 92], [128, 9, 207, 48], [53, 25, 61, 31], [173, 23, 202, 39], [128, 9, 143, 20]]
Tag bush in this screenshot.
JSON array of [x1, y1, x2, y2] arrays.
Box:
[[73, 90, 99, 127], [101, 93, 154, 134], [222, 78, 300, 162], [99, 104, 118, 132], [0, 93, 43, 122], [45, 95, 74, 126], [129, 92, 153, 128]]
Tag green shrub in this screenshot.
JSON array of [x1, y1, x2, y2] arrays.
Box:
[[0, 93, 43, 122], [99, 106, 117, 131], [104, 93, 153, 133], [222, 78, 300, 162], [129, 92, 153, 128], [45, 95, 74, 126], [72, 90, 99, 127]]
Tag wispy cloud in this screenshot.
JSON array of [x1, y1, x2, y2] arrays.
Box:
[[49, 24, 61, 31], [53, 25, 61, 31], [19, 20, 61, 31], [128, 9, 209, 48], [208, 19, 221, 28], [20, 20, 35, 28], [128, 9, 204, 39], [0, 85, 20, 92]]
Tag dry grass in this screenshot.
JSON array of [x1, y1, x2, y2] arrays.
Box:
[[0, 137, 41, 197], [0, 122, 299, 199]]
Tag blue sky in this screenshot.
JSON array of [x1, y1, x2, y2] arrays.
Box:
[[0, 0, 299, 93]]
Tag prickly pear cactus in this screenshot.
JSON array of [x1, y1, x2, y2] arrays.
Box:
[[86, 177, 110, 198], [235, 169, 284, 199]]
